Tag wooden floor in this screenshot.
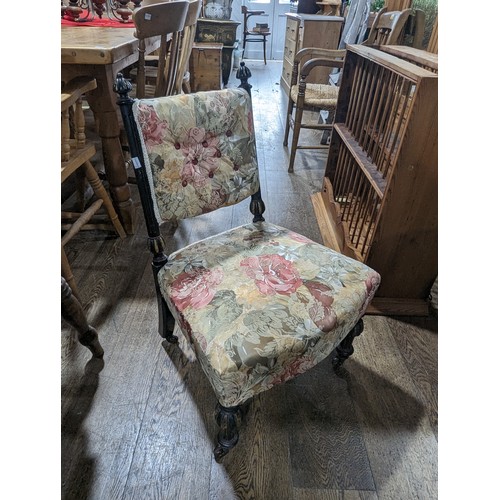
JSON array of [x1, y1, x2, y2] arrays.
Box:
[[62, 61, 438, 500]]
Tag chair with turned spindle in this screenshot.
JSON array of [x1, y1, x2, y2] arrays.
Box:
[[241, 5, 271, 64]]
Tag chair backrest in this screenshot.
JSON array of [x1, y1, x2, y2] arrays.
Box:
[[364, 7, 412, 46], [241, 5, 265, 34], [173, 0, 202, 94], [115, 79, 262, 228], [133, 1, 189, 98]]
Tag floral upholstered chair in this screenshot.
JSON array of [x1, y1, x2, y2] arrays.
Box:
[[114, 74, 381, 461]]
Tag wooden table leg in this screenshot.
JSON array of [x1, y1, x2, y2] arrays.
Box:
[[84, 65, 137, 234]]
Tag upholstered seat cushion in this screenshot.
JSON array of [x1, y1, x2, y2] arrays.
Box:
[[158, 222, 380, 407], [290, 83, 339, 109]]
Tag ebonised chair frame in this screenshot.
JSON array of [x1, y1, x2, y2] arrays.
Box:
[[113, 72, 364, 461]]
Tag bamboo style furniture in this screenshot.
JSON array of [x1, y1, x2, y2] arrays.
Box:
[[311, 45, 438, 316], [61, 26, 162, 234], [114, 72, 380, 461], [241, 5, 271, 65], [61, 76, 126, 300]]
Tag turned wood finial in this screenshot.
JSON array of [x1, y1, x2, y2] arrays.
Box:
[[236, 62, 252, 94], [92, 0, 107, 19], [65, 0, 83, 21], [114, 73, 133, 100], [115, 0, 134, 22]]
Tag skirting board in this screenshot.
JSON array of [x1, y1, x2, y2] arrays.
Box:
[[311, 192, 430, 317]]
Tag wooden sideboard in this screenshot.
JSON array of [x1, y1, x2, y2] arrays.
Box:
[[280, 13, 343, 92], [311, 45, 438, 316]]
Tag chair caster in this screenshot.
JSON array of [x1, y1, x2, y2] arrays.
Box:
[[332, 319, 364, 371], [164, 332, 179, 344], [214, 444, 230, 463]]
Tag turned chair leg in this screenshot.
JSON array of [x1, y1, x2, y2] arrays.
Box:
[[288, 105, 304, 173], [332, 319, 364, 370], [214, 403, 246, 462], [61, 277, 104, 358]]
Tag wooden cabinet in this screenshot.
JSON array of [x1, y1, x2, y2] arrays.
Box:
[[195, 18, 240, 86], [280, 13, 343, 92], [312, 45, 438, 315], [189, 42, 223, 91]]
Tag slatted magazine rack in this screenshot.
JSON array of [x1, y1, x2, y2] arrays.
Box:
[[312, 45, 438, 316]]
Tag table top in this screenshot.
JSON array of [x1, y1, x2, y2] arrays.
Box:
[[61, 26, 143, 65]]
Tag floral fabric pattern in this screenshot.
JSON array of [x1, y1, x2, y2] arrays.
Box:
[[159, 222, 381, 407], [132, 89, 260, 223]]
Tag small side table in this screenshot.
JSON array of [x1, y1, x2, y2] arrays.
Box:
[[195, 18, 241, 86]]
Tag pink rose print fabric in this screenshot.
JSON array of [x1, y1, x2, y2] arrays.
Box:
[[158, 222, 380, 407], [170, 267, 223, 311], [240, 254, 302, 296]]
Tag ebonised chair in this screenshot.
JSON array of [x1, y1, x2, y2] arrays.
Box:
[[114, 72, 381, 461]]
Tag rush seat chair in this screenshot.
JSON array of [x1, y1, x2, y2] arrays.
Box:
[[114, 73, 381, 461], [283, 48, 346, 173], [283, 8, 412, 173]]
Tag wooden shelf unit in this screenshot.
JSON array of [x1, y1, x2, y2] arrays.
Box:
[[280, 13, 343, 92], [314, 45, 438, 316]]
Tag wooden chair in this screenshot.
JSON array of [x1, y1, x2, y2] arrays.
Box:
[[241, 5, 271, 65], [283, 8, 412, 173], [131, 1, 190, 98], [114, 73, 380, 461], [62, 277, 104, 358], [364, 7, 412, 46], [283, 48, 345, 173], [61, 76, 126, 300], [173, 0, 202, 94]]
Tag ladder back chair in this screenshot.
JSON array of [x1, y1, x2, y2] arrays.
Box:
[[61, 76, 126, 300], [114, 73, 380, 461], [132, 1, 190, 98], [241, 5, 271, 65]]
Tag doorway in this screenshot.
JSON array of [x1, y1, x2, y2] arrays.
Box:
[[241, 0, 292, 61]]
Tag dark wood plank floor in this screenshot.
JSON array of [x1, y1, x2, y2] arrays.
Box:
[[61, 61, 438, 500]]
